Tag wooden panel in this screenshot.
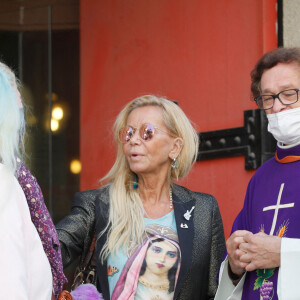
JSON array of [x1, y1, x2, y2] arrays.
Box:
[[0, 0, 79, 30]]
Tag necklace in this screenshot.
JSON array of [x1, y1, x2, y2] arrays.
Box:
[[139, 277, 169, 290], [142, 188, 173, 217], [169, 189, 173, 209]]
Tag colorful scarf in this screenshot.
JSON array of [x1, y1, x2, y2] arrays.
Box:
[[17, 160, 67, 298]]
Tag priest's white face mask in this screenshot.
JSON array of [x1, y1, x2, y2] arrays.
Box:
[[260, 62, 300, 145], [267, 107, 300, 145]]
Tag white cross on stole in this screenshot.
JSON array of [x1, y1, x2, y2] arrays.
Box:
[[262, 183, 294, 236]]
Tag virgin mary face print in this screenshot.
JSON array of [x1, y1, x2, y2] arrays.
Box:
[[145, 239, 178, 276], [110, 224, 181, 300]]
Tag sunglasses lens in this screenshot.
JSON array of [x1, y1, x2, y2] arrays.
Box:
[[120, 126, 134, 143], [120, 124, 156, 142], [141, 124, 155, 141]]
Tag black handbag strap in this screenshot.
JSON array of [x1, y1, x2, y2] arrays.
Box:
[[71, 232, 98, 291], [82, 233, 97, 270]]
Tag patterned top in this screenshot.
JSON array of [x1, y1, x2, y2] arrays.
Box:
[[108, 210, 181, 300], [17, 159, 67, 298]]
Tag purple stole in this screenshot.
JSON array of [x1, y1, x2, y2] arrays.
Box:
[[231, 143, 300, 299]]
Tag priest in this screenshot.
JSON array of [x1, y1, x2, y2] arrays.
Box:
[[215, 47, 300, 300]]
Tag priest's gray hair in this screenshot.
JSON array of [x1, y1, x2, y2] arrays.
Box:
[[251, 47, 300, 99]]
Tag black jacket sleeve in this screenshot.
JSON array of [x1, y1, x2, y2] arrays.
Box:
[[56, 189, 98, 268]]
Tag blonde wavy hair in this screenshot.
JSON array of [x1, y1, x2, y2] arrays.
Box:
[[100, 95, 199, 260]]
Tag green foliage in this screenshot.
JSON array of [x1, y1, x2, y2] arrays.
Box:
[[254, 277, 264, 290], [253, 268, 275, 290]]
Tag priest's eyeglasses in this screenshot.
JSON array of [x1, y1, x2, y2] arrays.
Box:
[[119, 123, 173, 143], [255, 88, 300, 110]]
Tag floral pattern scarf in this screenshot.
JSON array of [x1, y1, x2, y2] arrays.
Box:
[[17, 159, 67, 298]]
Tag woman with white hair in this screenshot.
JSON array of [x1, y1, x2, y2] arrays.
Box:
[[0, 61, 62, 299], [57, 95, 225, 300]]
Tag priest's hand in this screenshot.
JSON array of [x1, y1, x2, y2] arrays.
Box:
[[239, 232, 281, 271], [226, 230, 251, 277]]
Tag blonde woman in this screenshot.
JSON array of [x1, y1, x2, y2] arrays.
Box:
[[57, 95, 225, 300]]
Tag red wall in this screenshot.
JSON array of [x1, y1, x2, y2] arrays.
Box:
[[80, 0, 277, 238]]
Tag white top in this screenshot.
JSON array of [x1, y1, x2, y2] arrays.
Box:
[[0, 163, 52, 299], [215, 238, 299, 300]]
